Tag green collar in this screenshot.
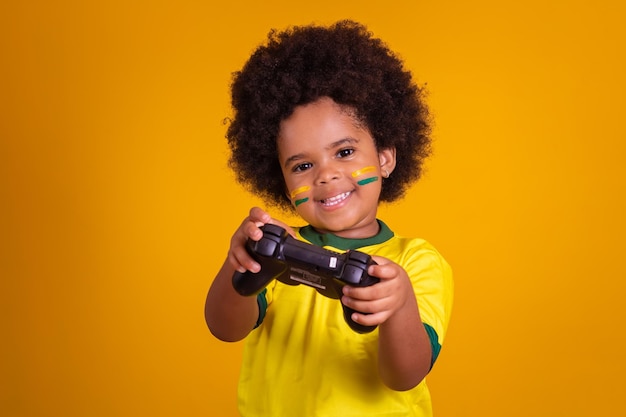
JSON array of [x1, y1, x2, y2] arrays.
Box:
[[298, 220, 394, 251]]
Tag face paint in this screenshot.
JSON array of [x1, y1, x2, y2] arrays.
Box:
[[352, 166, 379, 186], [294, 197, 309, 207], [290, 185, 311, 207], [290, 185, 311, 199], [351, 166, 377, 178], [357, 177, 379, 186]]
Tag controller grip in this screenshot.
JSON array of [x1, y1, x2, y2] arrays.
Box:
[[339, 253, 379, 333], [232, 260, 288, 296], [342, 305, 377, 334]]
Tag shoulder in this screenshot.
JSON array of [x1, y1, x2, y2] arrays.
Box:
[[366, 234, 453, 288]]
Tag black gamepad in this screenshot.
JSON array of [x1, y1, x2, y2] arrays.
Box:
[[232, 224, 379, 333]]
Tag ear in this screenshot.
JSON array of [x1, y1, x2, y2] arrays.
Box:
[[378, 147, 396, 178]]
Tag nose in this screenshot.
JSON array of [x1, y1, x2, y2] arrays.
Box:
[[315, 161, 341, 185]]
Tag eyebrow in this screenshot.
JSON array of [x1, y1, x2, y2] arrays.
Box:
[[282, 137, 359, 168]]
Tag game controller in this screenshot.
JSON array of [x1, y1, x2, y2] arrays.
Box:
[[232, 224, 379, 333]]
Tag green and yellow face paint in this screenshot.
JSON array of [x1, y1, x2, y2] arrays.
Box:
[[290, 185, 311, 207], [352, 166, 379, 186]]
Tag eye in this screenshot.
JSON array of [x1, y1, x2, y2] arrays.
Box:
[[337, 148, 355, 158], [293, 162, 313, 172]]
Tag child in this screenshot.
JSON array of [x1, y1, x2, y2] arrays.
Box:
[[205, 20, 453, 417]]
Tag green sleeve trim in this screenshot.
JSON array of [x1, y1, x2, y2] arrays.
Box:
[[254, 289, 268, 328], [423, 323, 442, 369]]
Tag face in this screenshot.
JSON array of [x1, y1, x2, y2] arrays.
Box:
[[277, 97, 396, 239]]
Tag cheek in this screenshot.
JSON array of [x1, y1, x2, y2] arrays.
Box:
[[351, 166, 380, 187], [288, 184, 311, 207]]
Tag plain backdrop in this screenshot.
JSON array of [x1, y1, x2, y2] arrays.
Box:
[[2, 1, 625, 416]]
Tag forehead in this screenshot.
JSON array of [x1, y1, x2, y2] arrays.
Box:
[[277, 98, 371, 155]]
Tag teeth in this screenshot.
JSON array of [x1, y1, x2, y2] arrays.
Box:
[[321, 192, 350, 206]]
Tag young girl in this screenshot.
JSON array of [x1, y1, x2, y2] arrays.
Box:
[[205, 20, 453, 417]]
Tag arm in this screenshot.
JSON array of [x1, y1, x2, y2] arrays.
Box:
[[205, 207, 288, 342], [205, 261, 260, 342], [341, 258, 432, 391]]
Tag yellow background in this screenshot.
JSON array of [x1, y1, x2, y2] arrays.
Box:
[[2, 1, 625, 416]]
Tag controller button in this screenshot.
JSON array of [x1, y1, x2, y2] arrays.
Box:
[[343, 265, 364, 285], [348, 251, 370, 264], [263, 224, 284, 237]]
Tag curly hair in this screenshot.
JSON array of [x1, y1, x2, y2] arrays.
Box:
[[226, 20, 432, 212]]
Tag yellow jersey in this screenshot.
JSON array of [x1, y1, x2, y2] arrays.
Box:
[[236, 221, 453, 417]]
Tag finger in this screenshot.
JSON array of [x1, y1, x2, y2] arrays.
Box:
[[367, 261, 398, 281], [247, 207, 288, 240], [241, 220, 264, 241], [342, 293, 391, 314], [233, 215, 264, 243], [248, 206, 272, 225], [267, 218, 297, 237], [250, 208, 296, 238], [342, 279, 394, 301], [229, 216, 264, 272], [228, 244, 261, 273], [350, 310, 391, 327]]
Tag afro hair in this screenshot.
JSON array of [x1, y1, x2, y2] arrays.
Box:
[[226, 20, 432, 211]]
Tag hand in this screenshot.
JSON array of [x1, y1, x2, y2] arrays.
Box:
[[227, 207, 294, 274], [341, 256, 416, 327]]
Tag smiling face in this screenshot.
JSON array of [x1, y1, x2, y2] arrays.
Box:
[[277, 97, 396, 239]]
